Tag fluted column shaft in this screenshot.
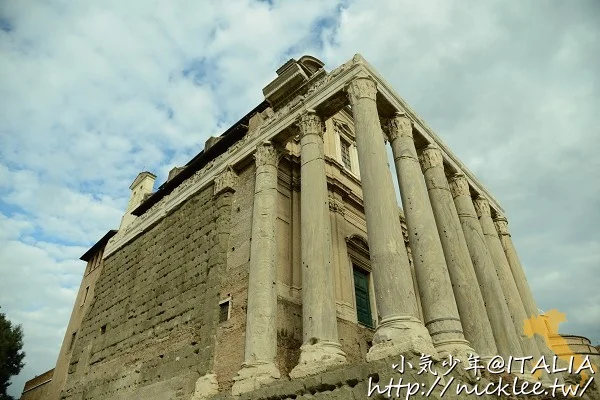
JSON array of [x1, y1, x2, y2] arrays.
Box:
[[448, 174, 524, 361], [387, 113, 473, 360], [347, 76, 436, 361], [290, 111, 346, 378], [232, 142, 280, 395], [420, 145, 497, 360], [474, 197, 545, 368]]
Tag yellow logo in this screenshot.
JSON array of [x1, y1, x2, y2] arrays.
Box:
[[524, 309, 597, 385]]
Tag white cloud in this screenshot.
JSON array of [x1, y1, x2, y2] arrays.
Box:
[[1, 0, 599, 396]]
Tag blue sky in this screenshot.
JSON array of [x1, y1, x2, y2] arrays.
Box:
[[1, 0, 599, 397]]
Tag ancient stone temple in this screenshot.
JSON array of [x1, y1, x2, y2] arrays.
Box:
[[22, 54, 599, 400]]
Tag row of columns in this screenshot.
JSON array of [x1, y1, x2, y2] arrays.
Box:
[[232, 74, 549, 394]]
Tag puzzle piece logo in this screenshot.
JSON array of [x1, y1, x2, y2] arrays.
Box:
[[524, 309, 597, 385]]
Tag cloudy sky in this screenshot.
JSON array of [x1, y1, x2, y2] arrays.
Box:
[[1, 0, 598, 396]]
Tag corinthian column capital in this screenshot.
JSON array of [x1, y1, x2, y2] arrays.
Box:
[[493, 216, 510, 236], [346, 76, 377, 103], [420, 144, 444, 171], [387, 112, 413, 141], [254, 141, 280, 167], [296, 110, 324, 139], [448, 173, 470, 198], [473, 196, 492, 218]]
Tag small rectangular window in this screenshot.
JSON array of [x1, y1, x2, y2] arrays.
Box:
[[69, 331, 77, 351], [219, 299, 231, 323], [341, 139, 352, 170], [81, 286, 89, 307]]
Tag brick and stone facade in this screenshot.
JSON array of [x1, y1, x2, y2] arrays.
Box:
[[23, 54, 598, 400]]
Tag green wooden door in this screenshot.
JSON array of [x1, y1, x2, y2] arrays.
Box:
[[353, 267, 373, 327]]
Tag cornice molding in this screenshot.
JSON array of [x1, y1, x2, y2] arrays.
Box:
[[104, 53, 504, 259]]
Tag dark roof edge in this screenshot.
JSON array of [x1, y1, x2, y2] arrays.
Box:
[[132, 100, 270, 216], [80, 230, 118, 261]]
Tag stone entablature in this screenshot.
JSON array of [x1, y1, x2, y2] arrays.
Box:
[[103, 54, 504, 261], [50, 54, 600, 400]]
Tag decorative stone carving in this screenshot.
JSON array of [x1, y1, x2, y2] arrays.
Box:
[[494, 216, 510, 236], [346, 76, 377, 102], [290, 177, 301, 192], [420, 145, 444, 170], [473, 196, 492, 217], [305, 55, 360, 97], [297, 110, 324, 138], [448, 173, 470, 198], [214, 166, 238, 196], [387, 112, 413, 141], [328, 198, 345, 216], [254, 142, 280, 167]]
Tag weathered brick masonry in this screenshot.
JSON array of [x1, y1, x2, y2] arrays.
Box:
[[61, 185, 224, 400], [28, 54, 599, 400]]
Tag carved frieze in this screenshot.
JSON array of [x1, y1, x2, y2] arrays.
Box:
[[305, 55, 360, 97], [328, 197, 346, 216], [214, 166, 238, 196]]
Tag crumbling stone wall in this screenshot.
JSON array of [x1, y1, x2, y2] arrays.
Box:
[[61, 185, 224, 400]]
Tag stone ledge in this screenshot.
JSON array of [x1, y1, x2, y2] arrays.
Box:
[[204, 356, 482, 400], [203, 355, 599, 400]]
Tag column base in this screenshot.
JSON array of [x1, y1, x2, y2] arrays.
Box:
[[231, 361, 281, 396], [434, 338, 478, 363], [191, 373, 219, 400], [367, 315, 438, 362], [289, 340, 347, 379]]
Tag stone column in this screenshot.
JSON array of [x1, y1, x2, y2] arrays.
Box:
[[447, 174, 524, 362], [494, 217, 540, 325], [419, 145, 497, 361], [494, 216, 557, 362], [232, 142, 281, 395], [346, 76, 436, 362], [290, 111, 346, 378], [386, 113, 474, 361], [474, 196, 546, 370]]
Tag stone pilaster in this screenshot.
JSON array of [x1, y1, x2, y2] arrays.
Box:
[[200, 166, 238, 393], [290, 111, 346, 378], [232, 142, 281, 395], [474, 196, 546, 380], [386, 113, 474, 361], [447, 174, 525, 364], [419, 145, 497, 361], [346, 76, 437, 362]]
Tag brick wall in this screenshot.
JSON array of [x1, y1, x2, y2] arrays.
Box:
[[61, 184, 223, 400]]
